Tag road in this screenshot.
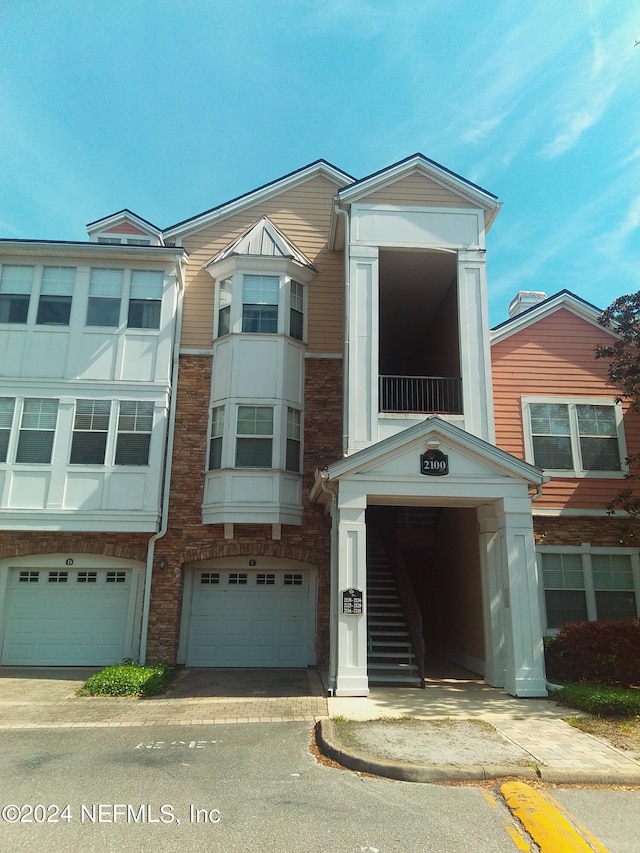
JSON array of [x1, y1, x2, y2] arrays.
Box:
[[0, 722, 638, 852]]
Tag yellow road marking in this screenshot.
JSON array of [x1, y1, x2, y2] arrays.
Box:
[[505, 823, 534, 851], [483, 790, 497, 808], [500, 782, 610, 853]]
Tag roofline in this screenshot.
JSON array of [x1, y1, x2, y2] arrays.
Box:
[[490, 289, 608, 345], [85, 208, 162, 234], [337, 152, 500, 207], [163, 160, 355, 238], [0, 238, 186, 261]]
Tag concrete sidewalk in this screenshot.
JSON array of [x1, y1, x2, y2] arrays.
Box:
[[1, 666, 639, 785], [325, 674, 640, 785]]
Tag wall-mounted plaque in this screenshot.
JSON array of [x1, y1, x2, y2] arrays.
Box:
[[342, 588, 363, 615], [420, 448, 449, 476]]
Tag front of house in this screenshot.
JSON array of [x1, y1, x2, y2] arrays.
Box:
[[0, 155, 638, 696]]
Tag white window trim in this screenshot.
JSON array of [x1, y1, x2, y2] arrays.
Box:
[[537, 543, 640, 634], [522, 396, 628, 478], [213, 269, 307, 342], [207, 401, 303, 474]]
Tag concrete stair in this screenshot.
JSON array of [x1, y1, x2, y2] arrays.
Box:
[[367, 531, 422, 687]]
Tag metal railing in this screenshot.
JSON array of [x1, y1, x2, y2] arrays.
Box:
[[379, 375, 462, 414]]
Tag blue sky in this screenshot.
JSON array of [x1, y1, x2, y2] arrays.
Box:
[[1, 0, 639, 325]]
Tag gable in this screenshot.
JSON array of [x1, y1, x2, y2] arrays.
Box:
[[356, 172, 478, 210]]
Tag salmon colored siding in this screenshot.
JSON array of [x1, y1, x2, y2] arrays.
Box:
[[358, 174, 476, 208], [105, 221, 148, 235], [491, 308, 640, 510], [180, 175, 344, 353]]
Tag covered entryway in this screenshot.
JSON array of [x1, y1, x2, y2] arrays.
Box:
[[311, 416, 548, 698], [0, 556, 145, 666], [179, 558, 317, 667]]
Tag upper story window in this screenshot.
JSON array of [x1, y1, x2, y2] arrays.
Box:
[[16, 398, 59, 463], [235, 405, 274, 467], [115, 401, 154, 465], [290, 281, 304, 341], [286, 408, 301, 472], [208, 406, 224, 470], [96, 236, 152, 246], [127, 270, 163, 329], [69, 400, 111, 464], [0, 265, 33, 323], [0, 398, 15, 462], [36, 266, 75, 326], [242, 275, 279, 333], [87, 269, 123, 327], [217, 278, 232, 336], [524, 399, 624, 476]]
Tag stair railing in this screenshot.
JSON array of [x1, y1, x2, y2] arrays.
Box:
[[381, 527, 426, 687]]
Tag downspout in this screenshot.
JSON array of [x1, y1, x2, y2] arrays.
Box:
[[139, 253, 186, 664], [333, 198, 350, 457]]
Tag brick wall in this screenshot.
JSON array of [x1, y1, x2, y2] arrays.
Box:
[[147, 354, 343, 665], [533, 515, 640, 547], [0, 532, 148, 562]]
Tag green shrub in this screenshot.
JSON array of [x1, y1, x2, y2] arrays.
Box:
[[79, 663, 173, 697], [544, 619, 640, 687], [553, 682, 640, 718]]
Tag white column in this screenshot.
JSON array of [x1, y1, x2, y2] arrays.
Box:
[[347, 245, 379, 454], [334, 484, 369, 696], [457, 250, 495, 443], [497, 495, 547, 697], [477, 502, 506, 687]]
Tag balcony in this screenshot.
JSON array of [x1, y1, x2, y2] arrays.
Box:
[[379, 375, 462, 415]]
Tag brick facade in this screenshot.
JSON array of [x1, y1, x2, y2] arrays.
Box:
[[145, 353, 343, 664], [533, 515, 640, 548]]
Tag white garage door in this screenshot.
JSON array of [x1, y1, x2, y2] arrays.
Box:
[[2, 567, 135, 666], [186, 569, 310, 667]]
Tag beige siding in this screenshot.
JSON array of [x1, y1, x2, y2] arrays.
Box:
[[357, 173, 477, 209], [180, 175, 344, 352]]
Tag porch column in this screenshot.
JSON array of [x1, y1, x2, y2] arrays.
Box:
[[334, 485, 369, 696], [477, 502, 506, 687], [497, 495, 547, 697]]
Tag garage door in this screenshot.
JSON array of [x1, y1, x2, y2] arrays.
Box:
[[2, 567, 135, 665], [186, 569, 309, 667]]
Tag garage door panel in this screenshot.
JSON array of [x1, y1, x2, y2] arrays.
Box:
[[186, 569, 311, 667], [2, 567, 137, 666]]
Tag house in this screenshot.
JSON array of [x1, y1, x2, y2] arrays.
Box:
[[0, 155, 637, 696]]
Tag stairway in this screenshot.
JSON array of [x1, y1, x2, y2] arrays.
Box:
[[367, 530, 422, 686]]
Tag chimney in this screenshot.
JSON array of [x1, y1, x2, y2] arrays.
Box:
[[508, 291, 548, 318]]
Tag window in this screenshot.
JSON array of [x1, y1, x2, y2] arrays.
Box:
[[0, 265, 33, 323], [106, 571, 127, 583], [235, 406, 273, 467], [0, 397, 15, 462], [208, 406, 224, 470], [290, 280, 304, 341], [87, 269, 123, 326], [77, 571, 97, 583], [286, 408, 301, 472], [128, 270, 163, 329], [36, 267, 74, 325], [242, 275, 278, 333], [217, 278, 232, 336], [15, 398, 59, 463], [540, 549, 639, 631], [97, 237, 123, 245], [115, 401, 153, 465], [526, 400, 623, 474], [48, 571, 68, 583], [69, 400, 111, 464], [126, 238, 151, 246]]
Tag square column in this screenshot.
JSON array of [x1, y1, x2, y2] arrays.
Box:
[[497, 495, 547, 697], [477, 502, 506, 687], [334, 485, 369, 696]]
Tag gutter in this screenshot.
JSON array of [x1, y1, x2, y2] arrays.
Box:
[[333, 198, 350, 456], [139, 252, 186, 664]]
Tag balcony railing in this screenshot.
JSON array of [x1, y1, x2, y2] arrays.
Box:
[[379, 375, 462, 414]]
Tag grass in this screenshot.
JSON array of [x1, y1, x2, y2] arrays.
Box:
[[552, 682, 640, 760], [78, 663, 174, 697]]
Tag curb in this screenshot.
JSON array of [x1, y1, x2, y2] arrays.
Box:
[[316, 719, 640, 785]]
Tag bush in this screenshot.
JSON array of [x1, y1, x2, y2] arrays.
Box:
[[553, 683, 640, 718], [544, 619, 640, 687], [79, 663, 173, 697]]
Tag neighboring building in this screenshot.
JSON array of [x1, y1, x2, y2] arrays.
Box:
[[0, 155, 637, 696]]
